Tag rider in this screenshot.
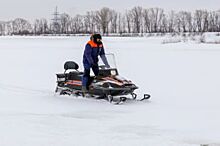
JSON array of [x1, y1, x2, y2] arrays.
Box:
[[82, 34, 110, 93]]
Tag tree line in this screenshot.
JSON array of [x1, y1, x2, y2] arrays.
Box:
[[0, 6, 220, 35]]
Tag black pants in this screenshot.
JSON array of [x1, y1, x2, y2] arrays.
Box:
[[82, 65, 99, 89]]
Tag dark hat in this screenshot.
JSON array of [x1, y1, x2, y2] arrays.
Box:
[[91, 34, 102, 40]]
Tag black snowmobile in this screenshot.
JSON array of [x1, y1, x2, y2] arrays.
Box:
[[55, 54, 150, 104]]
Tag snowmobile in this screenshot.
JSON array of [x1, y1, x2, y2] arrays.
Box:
[[55, 54, 150, 104]]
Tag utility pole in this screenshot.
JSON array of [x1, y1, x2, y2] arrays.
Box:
[[51, 6, 60, 34]]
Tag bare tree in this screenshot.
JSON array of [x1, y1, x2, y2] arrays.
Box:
[[209, 11, 220, 32], [34, 19, 41, 34], [186, 12, 193, 32], [109, 10, 118, 33], [60, 13, 71, 34], [84, 11, 98, 33], [12, 18, 32, 35], [167, 11, 176, 33], [131, 6, 143, 33], [202, 10, 209, 32], [42, 18, 49, 34], [217, 10, 220, 32], [118, 13, 127, 34], [71, 15, 84, 33], [179, 11, 187, 32], [125, 10, 132, 33], [177, 11, 192, 32], [0, 22, 5, 35], [160, 13, 168, 33], [194, 10, 203, 32], [4, 21, 13, 35], [34, 18, 48, 35], [143, 9, 150, 33], [96, 7, 112, 34], [175, 15, 181, 32], [209, 11, 217, 32], [148, 8, 164, 32]]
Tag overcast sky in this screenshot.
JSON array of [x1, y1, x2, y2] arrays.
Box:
[[0, 0, 219, 22]]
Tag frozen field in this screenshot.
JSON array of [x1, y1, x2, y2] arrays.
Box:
[[0, 36, 220, 146]]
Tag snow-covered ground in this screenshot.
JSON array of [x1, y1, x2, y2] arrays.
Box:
[[0, 35, 220, 146]]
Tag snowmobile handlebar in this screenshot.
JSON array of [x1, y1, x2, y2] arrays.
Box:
[[99, 65, 110, 70]]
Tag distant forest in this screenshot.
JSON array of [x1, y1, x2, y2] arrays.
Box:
[[0, 6, 220, 36]]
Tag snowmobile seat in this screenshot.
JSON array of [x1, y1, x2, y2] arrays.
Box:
[[67, 71, 83, 80], [64, 61, 79, 71]]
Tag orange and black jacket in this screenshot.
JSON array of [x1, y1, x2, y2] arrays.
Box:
[[83, 40, 105, 68]]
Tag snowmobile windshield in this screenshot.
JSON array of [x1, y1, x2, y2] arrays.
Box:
[[98, 53, 117, 69]]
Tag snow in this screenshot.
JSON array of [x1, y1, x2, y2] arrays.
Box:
[[0, 35, 220, 146]]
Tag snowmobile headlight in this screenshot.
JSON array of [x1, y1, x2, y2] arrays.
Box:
[[110, 70, 117, 76]]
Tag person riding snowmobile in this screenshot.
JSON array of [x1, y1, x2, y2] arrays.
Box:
[[82, 34, 110, 93]]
